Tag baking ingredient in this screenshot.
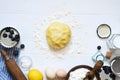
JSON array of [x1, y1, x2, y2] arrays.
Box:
[[34, 12, 81, 57], [97, 46, 101, 50], [56, 69, 67, 79], [109, 73, 115, 79], [69, 68, 92, 80], [113, 35, 120, 48], [13, 49, 19, 56], [14, 35, 20, 41], [97, 24, 111, 38], [102, 66, 108, 70], [10, 30, 14, 34], [3, 33, 7, 38], [45, 67, 56, 80], [20, 44, 25, 49], [103, 66, 112, 74], [6, 27, 10, 32], [28, 69, 43, 80], [104, 68, 110, 74], [98, 66, 115, 80], [46, 22, 71, 49]]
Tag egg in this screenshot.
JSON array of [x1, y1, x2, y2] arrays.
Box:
[[45, 67, 56, 80], [56, 69, 67, 79]]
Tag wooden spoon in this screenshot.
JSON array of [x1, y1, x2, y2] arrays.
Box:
[[84, 60, 103, 80]]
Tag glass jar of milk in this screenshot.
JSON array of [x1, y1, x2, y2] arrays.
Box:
[[107, 34, 120, 50]]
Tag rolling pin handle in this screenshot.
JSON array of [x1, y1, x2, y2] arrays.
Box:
[[0, 50, 10, 60]]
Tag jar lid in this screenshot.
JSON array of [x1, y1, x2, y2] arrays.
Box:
[[97, 24, 111, 39], [0, 27, 20, 48]]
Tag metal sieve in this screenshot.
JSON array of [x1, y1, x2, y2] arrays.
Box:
[[111, 56, 120, 77]]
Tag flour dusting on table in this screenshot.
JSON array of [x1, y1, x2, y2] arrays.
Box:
[[33, 11, 86, 58]]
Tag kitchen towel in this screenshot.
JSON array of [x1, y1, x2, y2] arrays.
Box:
[[0, 45, 19, 80]]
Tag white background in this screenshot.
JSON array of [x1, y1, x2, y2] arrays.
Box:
[[0, 0, 120, 80]]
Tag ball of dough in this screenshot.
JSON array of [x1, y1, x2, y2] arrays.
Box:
[[46, 22, 71, 49]]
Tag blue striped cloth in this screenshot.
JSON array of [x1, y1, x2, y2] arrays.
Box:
[[0, 45, 19, 80]]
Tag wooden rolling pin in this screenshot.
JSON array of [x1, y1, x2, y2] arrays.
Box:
[[84, 60, 103, 80], [0, 50, 27, 80]]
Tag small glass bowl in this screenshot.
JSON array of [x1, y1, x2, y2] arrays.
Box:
[[107, 34, 120, 50], [18, 56, 32, 71]]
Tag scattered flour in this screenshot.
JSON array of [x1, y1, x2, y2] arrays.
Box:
[[33, 11, 86, 58], [69, 68, 96, 80]]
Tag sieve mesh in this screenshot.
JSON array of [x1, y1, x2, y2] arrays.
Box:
[[112, 58, 120, 73]]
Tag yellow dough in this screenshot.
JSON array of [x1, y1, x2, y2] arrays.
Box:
[[46, 22, 71, 49]]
